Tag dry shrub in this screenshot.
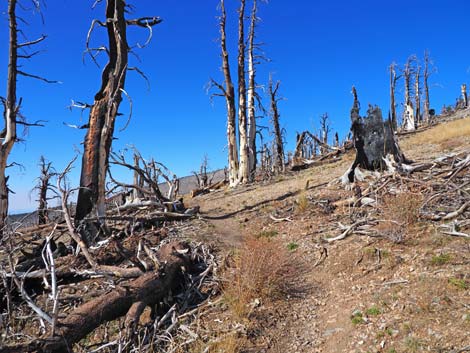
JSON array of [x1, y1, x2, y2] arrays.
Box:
[[378, 192, 423, 242], [223, 236, 300, 318], [295, 192, 309, 213]]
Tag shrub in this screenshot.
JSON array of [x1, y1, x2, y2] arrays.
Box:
[[378, 192, 423, 242], [287, 242, 299, 251], [431, 253, 452, 266], [223, 236, 301, 318]]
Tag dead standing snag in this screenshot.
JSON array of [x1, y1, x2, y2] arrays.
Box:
[[343, 86, 408, 183], [75, 1, 161, 224]]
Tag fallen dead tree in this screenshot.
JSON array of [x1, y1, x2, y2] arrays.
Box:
[[190, 179, 227, 198], [1, 242, 191, 353]]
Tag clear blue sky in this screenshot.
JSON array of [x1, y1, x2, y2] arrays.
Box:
[[1, 0, 470, 213]]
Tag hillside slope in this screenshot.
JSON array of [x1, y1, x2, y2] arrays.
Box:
[[190, 115, 470, 353]]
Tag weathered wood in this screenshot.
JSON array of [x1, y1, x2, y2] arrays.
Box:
[[269, 76, 285, 173], [237, 0, 250, 184], [1, 242, 191, 353], [0, 0, 18, 232], [218, 0, 239, 187], [345, 87, 407, 182], [247, 0, 258, 180], [76, 0, 129, 222]]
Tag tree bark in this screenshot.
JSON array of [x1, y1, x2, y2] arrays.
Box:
[[461, 84, 468, 108], [403, 57, 416, 131], [37, 156, 53, 225], [237, 0, 249, 184], [75, 0, 128, 222], [219, 0, 239, 187], [345, 87, 407, 182], [389, 62, 399, 131], [247, 0, 258, 180], [423, 50, 431, 123], [0, 0, 18, 232], [414, 65, 421, 128], [269, 77, 284, 173]]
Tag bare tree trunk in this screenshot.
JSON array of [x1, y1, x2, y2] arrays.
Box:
[[389, 62, 400, 130], [414, 65, 421, 128], [37, 156, 54, 225], [218, 0, 239, 187], [268, 76, 284, 173], [247, 0, 258, 180], [461, 84, 468, 108], [75, 0, 128, 222], [237, 0, 249, 184], [319, 113, 330, 154], [0, 0, 18, 232], [402, 56, 416, 131], [423, 50, 431, 123]]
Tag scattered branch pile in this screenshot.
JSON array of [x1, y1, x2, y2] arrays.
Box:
[[0, 197, 218, 353], [325, 148, 470, 243]]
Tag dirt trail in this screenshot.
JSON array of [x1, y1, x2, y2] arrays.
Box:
[[188, 117, 470, 353]]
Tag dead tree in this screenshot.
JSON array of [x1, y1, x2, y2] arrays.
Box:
[[268, 75, 285, 173], [389, 62, 401, 130], [414, 65, 421, 127], [211, 0, 239, 187], [343, 86, 408, 183], [461, 84, 468, 108], [32, 156, 56, 225], [237, 0, 250, 183], [422, 50, 435, 123], [247, 0, 259, 180], [0, 0, 50, 232], [402, 56, 417, 131], [109, 150, 171, 203], [75, 1, 161, 223], [319, 113, 331, 154]]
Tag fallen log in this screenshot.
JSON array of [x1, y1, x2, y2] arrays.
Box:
[[190, 179, 227, 198], [0, 241, 191, 353]]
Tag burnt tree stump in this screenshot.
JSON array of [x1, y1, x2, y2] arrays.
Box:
[[345, 87, 408, 183]]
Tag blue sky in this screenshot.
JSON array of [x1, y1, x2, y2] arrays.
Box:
[[1, 0, 470, 213]]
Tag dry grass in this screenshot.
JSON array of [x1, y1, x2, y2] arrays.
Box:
[[402, 118, 470, 150], [377, 192, 423, 242], [223, 236, 301, 319], [295, 192, 309, 213]]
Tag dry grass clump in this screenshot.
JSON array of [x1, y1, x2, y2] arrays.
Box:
[[223, 236, 301, 318], [378, 192, 423, 242]]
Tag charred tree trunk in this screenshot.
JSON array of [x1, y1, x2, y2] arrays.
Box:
[[423, 50, 432, 123], [0, 0, 19, 233], [36, 156, 54, 225], [345, 87, 407, 183], [268, 76, 285, 173], [76, 0, 128, 222], [247, 0, 258, 180], [237, 0, 250, 184], [414, 65, 421, 128], [389, 62, 400, 130], [218, 0, 239, 187]]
